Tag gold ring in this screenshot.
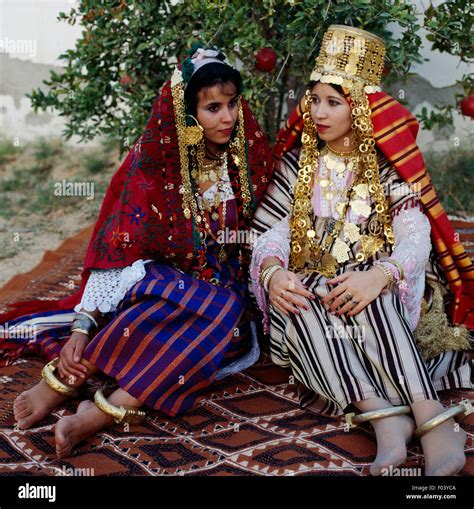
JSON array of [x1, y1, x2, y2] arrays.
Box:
[[280, 290, 286, 298], [275, 296, 282, 304]]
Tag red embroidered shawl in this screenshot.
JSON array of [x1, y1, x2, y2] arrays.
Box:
[[0, 80, 273, 322]]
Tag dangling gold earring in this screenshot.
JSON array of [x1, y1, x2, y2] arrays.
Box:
[[184, 115, 204, 146]]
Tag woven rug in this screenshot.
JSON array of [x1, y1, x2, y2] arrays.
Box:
[[0, 224, 472, 477]]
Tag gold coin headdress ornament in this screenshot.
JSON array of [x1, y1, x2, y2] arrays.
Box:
[[170, 44, 252, 222], [289, 25, 395, 276]]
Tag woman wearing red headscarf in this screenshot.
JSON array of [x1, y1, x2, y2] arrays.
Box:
[[1, 46, 273, 457], [250, 26, 473, 476]]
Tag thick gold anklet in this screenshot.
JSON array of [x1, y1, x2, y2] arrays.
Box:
[[93, 389, 146, 424], [41, 358, 82, 397], [413, 399, 473, 439], [345, 404, 412, 429]]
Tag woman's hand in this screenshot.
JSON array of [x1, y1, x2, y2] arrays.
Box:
[[268, 268, 315, 317], [57, 332, 90, 382], [321, 268, 388, 317]]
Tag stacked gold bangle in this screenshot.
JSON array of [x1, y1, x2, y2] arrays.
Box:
[[260, 264, 283, 293], [374, 264, 394, 290], [384, 258, 404, 281]]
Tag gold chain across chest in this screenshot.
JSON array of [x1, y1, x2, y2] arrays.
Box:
[[289, 93, 395, 278]]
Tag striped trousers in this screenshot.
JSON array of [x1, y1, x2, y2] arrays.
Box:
[[269, 270, 472, 416]]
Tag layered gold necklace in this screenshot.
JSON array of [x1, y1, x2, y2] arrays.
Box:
[[317, 144, 359, 202], [194, 149, 229, 262], [289, 127, 387, 277], [191, 148, 227, 185]]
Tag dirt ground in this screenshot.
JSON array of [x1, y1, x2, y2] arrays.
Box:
[[0, 138, 120, 288]]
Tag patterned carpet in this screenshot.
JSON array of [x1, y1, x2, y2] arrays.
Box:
[[0, 223, 472, 477]]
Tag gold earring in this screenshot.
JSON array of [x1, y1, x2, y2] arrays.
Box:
[[184, 115, 204, 145]]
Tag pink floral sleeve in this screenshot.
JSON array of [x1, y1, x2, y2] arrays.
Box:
[[250, 215, 291, 333], [374, 202, 431, 329]]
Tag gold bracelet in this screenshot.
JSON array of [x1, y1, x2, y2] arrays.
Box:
[[374, 264, 394, 290], [42, 358, 82, 397], [413, 399, 473, 439], [94, 388, 147, 424], [263, 265, 283, 293], [259, 263, 282, 287], [384, 258, 404, 281], [259, 266, 272, 286], [345, 404, 412, 429]]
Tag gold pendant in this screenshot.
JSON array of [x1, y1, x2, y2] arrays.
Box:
[[310, 244, 322, 262], [184, 208, 191, 219], [211, 212, 219, 221], [325, 156, 336, 170], [184, 125, 204, 146], [335, 201, 346, 216], [360, 235, 384, 259], [319, 252, 338, 277], [319, 179, 329, 188], [350, 199, 371, 218], [345, 63, 358, 76], [368, 218, 382, 236], [332, 238, 351, 263], [209, 170, 217, 183], [354, 183, 369, 199], [343, 222, 361, 243], [202, 197, 211, 211]]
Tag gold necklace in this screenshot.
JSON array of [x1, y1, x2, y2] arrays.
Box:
[[317, 144, 359, 202], [196, 158, 229, 262], [191, 150, 227, 184], [321, 144, 359, 176], [325, 143, 359, 158]]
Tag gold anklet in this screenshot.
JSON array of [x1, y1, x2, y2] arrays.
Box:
[[94, 388, 146, 424], [413, 399, 473, 439], [41, 358, 82, 397], [345, 404, 411, 429]]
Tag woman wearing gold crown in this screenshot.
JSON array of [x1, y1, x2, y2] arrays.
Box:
[[250, 26, 473, 476], [1, 46, 273, 457]]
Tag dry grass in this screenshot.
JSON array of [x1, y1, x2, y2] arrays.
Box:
[[0, 137, 120, 286]]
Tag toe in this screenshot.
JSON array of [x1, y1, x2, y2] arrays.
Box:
[[15, 407, 33, 419], [14, 401, 28, 413], [17, 418, 30, 429]]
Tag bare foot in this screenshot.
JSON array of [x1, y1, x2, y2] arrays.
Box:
[[370, 414, 415, 476], [13, 380, 69, 430], [54, 399, 114, 458], [421, 419, 466, 476]]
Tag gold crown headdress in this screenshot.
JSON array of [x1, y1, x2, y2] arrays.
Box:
[[310, 25, 386, 95], [289, 25, 394, 276]]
